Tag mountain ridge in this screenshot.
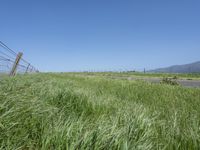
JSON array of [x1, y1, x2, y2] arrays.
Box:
[[149, 61, 200, 73]]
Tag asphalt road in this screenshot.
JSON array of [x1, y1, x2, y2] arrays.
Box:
[[138, 78, 200, 88], [111, 76, 200, 88]]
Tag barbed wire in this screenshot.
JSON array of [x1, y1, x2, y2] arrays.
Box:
[[0, 41, 39, 75]]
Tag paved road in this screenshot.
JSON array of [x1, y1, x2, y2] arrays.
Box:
[[141, 78, 200, 88], [111, 76, 200, 88]]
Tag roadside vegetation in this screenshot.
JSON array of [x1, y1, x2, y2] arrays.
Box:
[[76, 72, 200, 80], [0, 73, 200, 149]]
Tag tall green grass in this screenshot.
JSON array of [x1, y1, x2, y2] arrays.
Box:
[[0, 73, 200, 149], [74, 72, 200, 80]]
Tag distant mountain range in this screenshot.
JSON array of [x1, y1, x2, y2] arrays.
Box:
[[149, 61, 200, 73]]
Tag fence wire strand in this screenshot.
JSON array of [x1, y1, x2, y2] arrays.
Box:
[[0, 41, 39, 75]]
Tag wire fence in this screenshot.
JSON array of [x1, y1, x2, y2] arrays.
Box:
[[0, 41, 39, 76], [0, 41, 148, 75], [68, 67, 149, 73]]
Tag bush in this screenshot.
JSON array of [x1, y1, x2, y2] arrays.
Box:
[[160, 77, 179, 86]]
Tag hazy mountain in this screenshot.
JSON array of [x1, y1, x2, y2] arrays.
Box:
[[150, 61, 200, 73]]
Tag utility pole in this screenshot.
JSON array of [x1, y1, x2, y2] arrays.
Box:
[[9, 52, 23, 76]]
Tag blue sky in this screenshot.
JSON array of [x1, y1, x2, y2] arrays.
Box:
[[0, 0, 200, 72]]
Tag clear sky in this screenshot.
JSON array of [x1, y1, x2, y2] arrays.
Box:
[[1, 0, 200, 72]]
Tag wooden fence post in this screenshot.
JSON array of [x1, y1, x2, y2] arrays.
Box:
[[25, 63, 30, 74], [9, 52, 23, 76]]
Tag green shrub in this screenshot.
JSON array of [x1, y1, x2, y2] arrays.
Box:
[[160, 77, 179, 86]]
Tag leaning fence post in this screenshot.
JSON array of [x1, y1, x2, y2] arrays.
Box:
[[25, 63, 30, 74], [9, 52, 23, 76]]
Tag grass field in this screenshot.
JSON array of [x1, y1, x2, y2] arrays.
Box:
[[0, 73, 200, 149], [72, 72, 200, 80]]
